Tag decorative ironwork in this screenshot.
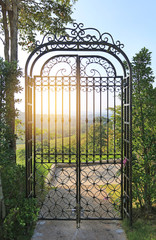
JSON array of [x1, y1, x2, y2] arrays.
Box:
[[25, 23, 132, 227], [36, 23, 124, 53]]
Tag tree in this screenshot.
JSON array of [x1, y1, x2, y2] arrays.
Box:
[[132, 47, 156, 211], [109, 106, 122, 155], [88, 117, 107, 154], [0, 0, 77, 61], [0, 0, 77, 160], [15, 118, 24, 141]]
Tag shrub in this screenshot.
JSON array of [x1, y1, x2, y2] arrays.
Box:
[[3, 198, 39, 240], [0, 163, 39, 240]]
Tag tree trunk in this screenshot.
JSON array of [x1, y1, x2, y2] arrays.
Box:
[[9, 1, 18, 61], [1, 4, 10, 61], [4, 0, 18, 162]]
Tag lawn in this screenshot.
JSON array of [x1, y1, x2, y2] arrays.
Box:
[[123, 215, 156, 240]]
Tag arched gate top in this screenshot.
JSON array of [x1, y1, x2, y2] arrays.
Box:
[[25, 23, 132, 78]]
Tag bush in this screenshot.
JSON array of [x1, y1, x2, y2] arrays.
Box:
[[3, 198, 38, 240], [0, 163, 39, 240]]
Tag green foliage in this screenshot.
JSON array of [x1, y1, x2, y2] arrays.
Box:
[[16, 148, 25, 166], [0, 57, 32, 239], [87, 117, 107, 154], [131, 47, 156, 211], [0, 163, 39, 240], [0, 57, 22, 162], [15, 118, 25, 142], [33, 113, 123, 163], [1, 164, 25, 209], [109, 106, 122, 154], [17, 0, 77, 52], [0, 0, 77, 55], [3, 198, 38, 240]]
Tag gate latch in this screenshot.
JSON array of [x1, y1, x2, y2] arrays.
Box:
[[71, 206, 84, 217]]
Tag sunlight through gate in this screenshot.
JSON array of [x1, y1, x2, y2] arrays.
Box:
[[25, 23, 132, 226]]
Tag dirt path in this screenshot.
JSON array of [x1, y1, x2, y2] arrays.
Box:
[[32, 220, 127, 240]]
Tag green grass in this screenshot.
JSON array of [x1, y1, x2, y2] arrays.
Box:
[[18, 132, 121, 164], [16, 148, 25, 166], [35, 162, 53, 202], [99, 184, 121, 213], [122, 217, 156, 240], [50, 134, 78, 147], [35, 132, 119, 163]]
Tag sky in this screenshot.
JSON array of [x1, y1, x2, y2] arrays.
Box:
[[4, 0, 156, 112], [71, 0, 156, 76]]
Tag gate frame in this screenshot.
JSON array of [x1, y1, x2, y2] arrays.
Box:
[[25, 23, 132, 225]]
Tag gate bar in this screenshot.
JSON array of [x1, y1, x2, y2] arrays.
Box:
[[76, 56, 81, 228]]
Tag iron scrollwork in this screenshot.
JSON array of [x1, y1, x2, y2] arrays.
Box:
[[33, 23, 125, 58]]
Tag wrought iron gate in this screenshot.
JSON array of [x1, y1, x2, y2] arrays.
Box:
[[25, 23, 132, 226]]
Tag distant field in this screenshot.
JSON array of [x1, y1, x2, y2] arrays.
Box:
[[16, 133, 86, 150], [49, 133, 86, 148], [16, 143, 25, 150]]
